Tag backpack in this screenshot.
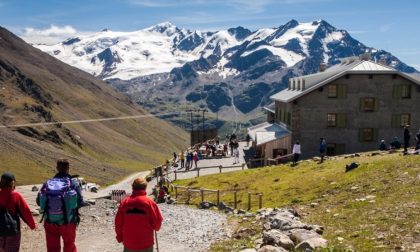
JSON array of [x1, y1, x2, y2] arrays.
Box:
[[39, 177, 78, 224], [0, 194, 19, 236]]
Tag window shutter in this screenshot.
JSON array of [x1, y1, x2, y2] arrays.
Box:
[[374, 98, 379, 111], [358, 129, 364, 142], [336, 144, 346, 155], [337, 84, 347, 98], [359, 98, 364, 112], [392, 85, 401, 99], [373, 128, 379, 142], [337, 114, 346, 128], [391, 114, 400, 128]]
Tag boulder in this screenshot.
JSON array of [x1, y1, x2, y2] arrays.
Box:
[[258, 245, 287, 252], [199, 201, 215, 209], [263, 230, 295, 250], [295, 237, 328, 251], [289, 229, 320, 244], [31, 186, 39, 192], [240, 249, 257, 252]]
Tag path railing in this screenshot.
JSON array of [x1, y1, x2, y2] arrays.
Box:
[[247, 153, 294, 168], [172, 163, 246, 180], [171, 185, 263, 211]]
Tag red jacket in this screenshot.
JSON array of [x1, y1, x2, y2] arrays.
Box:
[[115, 189, 163, 250], [0, 188, 36, 230]]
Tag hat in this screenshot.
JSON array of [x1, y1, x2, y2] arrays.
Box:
[[1, 172, 16, 182]]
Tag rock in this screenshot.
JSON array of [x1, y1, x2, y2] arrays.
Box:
[[31, 186, 39, 192], [289, 229, 320, 244], [85, 199, 96, 205], [365, 195, 376, 200], [238, 209, 247, 215], [310, 202, 318, 208], [199, 201, 215, 209], [224, 206, 234, 213], [263, 229, 294, 249], [295, 237, 328, 251], [218, 202, 227, 210], [258, 245, 287, 252], [337, 236, 344, 241], [240, 249, 257, 252]]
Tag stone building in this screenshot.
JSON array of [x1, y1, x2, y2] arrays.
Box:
[[248, 57, 420, 159]]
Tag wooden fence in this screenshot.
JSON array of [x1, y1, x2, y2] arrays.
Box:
[[172, 163, 246, 181], [171, 185, 263, 211], [111, 190, 127, 203], [247, 153, 294, 168]]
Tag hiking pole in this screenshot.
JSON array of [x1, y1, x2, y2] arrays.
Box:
[[155, 230, 159, 252]]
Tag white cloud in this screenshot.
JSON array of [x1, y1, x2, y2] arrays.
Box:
[[379, 23, 393, 33], [21, 25, 79, 45]]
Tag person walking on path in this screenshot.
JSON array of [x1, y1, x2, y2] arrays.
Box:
[[115, 177, 163, 252], [245, 134, 251, 147], [415, 130, 420, 150], [37, 159, 84, 252], [292, 141, 301, 165], [0, 172, 36, 252], [319, 138, 327, 163], [403, 125, 411, 153], [179, 151, 185, 169]]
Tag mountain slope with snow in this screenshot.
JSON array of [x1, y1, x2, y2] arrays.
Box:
[[34, 20, 417, 117]]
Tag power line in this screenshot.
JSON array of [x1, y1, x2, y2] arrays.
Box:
[[0, 111, 183, 129]]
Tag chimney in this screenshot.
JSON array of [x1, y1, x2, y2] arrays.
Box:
[[359, 52, 371, 61], [319, 63, 327, 72]]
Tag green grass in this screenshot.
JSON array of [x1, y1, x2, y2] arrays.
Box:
[[174, 152, 420, 251]]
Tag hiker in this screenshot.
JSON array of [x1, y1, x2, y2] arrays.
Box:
[[37, 159, 84, 252], [186, 151, 192, 170], [193, 151, 199, 169], [233, 143, 240, 164], [403, 125, 411, 153], [246, 134, 251, 147], [415, 130, 420, 150], [115, 177, 163, 252], [229, 140, 235, 157], [179, 151, 185, 168], [172, 152, 177, 162], [379, 140, 387, 151], [292, 141, 301, 165], [0, 172, 36, 252], [319, 138, 327, 163], [390, 137, 401, 150]]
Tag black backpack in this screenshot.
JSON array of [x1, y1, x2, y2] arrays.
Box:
[[0, 194, 19, 236]]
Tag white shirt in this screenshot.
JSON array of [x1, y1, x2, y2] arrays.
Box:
[[292, 144, 301, 154]]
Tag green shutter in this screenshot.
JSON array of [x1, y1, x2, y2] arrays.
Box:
[[359, 98, 364, 112], [336, 144, 346, 155], [337, 84, 347, 98], [337, 114, 346, 128], [391, 114, 400, 128], [392, 85, 401, 99], [358, 129, 364, 142], [373, 128, 379, 142], [374, 98, 379, 111]]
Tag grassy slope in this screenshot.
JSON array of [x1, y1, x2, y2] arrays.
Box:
[[0, 27, 189, 185], [175, 152, 420, 251]]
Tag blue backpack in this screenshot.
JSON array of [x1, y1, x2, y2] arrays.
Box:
[[39, 178, 78, 224]]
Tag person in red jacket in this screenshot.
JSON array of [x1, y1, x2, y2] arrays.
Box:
[[0, 172, 36, 252], [115, 177, 163, 252]]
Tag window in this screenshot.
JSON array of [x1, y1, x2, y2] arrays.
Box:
[[359, 128, 378, 142], [327, 113, 337, 127], [363, 98, 375, 112], [401, 85, 411, 98], [328, 84, 337, 98], [391, 114, 411, 127], [393, 84, 412, 99]]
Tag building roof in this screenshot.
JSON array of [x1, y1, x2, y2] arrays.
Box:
[[247, 122, 291, 146], [263, 103, 275, 113], [271, 59, 420, 103]]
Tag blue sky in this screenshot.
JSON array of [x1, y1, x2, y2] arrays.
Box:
[[0, 0, 419, 68]]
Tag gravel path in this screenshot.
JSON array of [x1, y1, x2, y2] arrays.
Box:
[[20, 199, 229, 252]]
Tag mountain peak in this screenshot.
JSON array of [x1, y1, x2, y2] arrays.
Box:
[[146, 21, 178, 36]]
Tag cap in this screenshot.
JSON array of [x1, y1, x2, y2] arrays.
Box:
[[1, 172, 16, 182]]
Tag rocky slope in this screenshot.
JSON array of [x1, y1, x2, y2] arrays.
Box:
[[0, 26, 188, 185]]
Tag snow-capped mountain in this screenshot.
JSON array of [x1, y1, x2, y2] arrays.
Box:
[[34, 20, 417, 116]]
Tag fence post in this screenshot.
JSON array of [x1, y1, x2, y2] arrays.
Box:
[[242, 163, 245, 170], [258, 193, 263, 209], [216, 190, 220, 206], [234, 191, 237, 209], [187, 187, 191, 204], [219, 165, 222, 173], [197, 168, 200, 177], [201, 189, 204, 203], [175, 187, 178, 199], [247, 192, 251, 211], [174, 170, 177, 181]]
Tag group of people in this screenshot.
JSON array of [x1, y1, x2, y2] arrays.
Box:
[[380, 126, 420, 153], [0, 159, 162, 252]]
